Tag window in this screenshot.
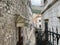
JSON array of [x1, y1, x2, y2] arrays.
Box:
[[39, 20, 41, 22], [39, 25, 41, 28]]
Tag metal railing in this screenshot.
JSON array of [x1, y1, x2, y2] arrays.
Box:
[[41, 27, 60, 45]]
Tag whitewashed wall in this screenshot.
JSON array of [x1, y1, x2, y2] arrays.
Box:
[[36, 17, 41, 28]]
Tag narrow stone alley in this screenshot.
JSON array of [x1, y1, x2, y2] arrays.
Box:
[[0, 0, 60, 45]]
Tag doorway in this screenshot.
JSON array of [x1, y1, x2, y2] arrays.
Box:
[[45, 19, 49, 41], [17, 27, 23, 45]]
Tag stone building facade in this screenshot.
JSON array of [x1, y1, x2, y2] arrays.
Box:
[[33, 14, 41, 29], [36, 15, 41, 29], [0, 0, 35, 45], [41, 0, 60, 45]]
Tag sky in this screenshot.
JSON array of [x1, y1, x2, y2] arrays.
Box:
[[31, 0, 41, 6]]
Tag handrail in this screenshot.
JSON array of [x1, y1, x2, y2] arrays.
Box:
[[47, 31, 60, 36], [41, 30, 60, 39], [40, 30, 60, 45]]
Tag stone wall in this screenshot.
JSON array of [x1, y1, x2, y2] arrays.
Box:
[[0, 0, 17, 45], [42, 1, 60, 32], [0, 0, 26, 45], [42, 1, 60, 45], [0, 0, 35, 45]]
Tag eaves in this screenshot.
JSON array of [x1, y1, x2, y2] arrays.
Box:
[[41, 0, 58, 14]]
